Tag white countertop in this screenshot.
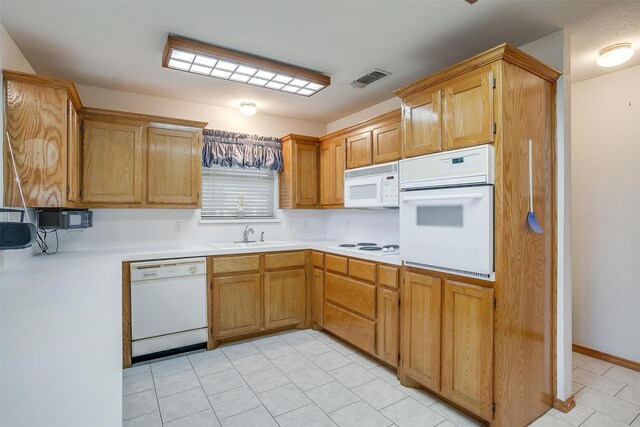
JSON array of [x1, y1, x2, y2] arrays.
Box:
[[121, 240, 402, 265], [0, 240, 400, 427]]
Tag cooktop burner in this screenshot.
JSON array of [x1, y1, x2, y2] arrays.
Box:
[[360, 246, 383, 251], [357, 243, 377, 246], [338, 244, 357, 248], [383, 245, 400, 249]]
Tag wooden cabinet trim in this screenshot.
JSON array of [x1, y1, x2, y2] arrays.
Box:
[[321, 110, 401, 141], [80, 107, 208, 129], [3, 69, 83, 111], [394, 43, 560, 98]]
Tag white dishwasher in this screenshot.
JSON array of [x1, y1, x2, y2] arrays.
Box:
[[130, 257, 207, 357]]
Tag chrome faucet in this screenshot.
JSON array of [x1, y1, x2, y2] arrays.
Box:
[[242, 226, 254, 243]]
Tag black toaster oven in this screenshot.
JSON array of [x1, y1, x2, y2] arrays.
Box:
[[37, 209, 93, 230]]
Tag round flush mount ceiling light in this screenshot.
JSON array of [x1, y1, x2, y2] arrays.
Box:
[[238, 102, 257, 116], [597, 43, 634, 67]]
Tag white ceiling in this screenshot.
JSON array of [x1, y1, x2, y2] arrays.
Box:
[[1, 1, 639, 123]]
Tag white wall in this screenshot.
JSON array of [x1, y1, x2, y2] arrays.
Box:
[[519, 30, 573, 402], [325, 97, 400, 134], [77, 85, 327, 137], [324, 209, 399, 244], [0, 23, 37, 272], [572, 64, 640, 362]]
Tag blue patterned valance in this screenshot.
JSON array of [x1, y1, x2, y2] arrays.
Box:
[[202, 129, 283, 171]]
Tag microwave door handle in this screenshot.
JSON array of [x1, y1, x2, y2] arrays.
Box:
[[377, 176, 384, 203], [402, 193, 484, 203]]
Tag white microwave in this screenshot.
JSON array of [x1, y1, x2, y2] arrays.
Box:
[[344, 161, 399, 209]]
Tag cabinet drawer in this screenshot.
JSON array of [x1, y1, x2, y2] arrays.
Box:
[[325, 254, 348, 275], [311, 251, 324, 268], [378, 265, 399, 289], [211, 255, 260, 275], [325, 272, 375, 318], [349, 258, 376, 282], [265, 251, 306, 270], [324, 302, 375, 355]]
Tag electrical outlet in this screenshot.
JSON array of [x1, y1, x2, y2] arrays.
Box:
[[283, 220, 293, 231], [174, 221, 184, 233]]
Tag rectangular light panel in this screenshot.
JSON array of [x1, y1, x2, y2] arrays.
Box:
[[163, 35, 329, 97]]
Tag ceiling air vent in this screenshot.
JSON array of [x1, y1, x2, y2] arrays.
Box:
[[350, 69, 391, 89]]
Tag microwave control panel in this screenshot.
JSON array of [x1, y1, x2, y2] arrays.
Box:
[[382, 175, 399, 205]]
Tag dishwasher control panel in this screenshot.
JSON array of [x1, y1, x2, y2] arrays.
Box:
[[130, 257, 206, 282]]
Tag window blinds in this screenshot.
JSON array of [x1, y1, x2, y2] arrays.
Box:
[[201, 166, 275, 219]]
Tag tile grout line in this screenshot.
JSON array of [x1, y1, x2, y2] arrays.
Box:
[[186, 353, 220, 422], [149, 363, 164, 425]]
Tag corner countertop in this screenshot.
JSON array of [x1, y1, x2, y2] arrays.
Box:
[[0, 240, 400, 427]]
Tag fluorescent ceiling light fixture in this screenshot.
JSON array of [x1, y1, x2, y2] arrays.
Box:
[[163, 34, 330, 96], [238, 102, 257, 116], [597, 43, 634, 67]]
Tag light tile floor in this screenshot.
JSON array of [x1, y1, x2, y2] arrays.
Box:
[[123, 329, 482, 427], [123, 331, 640, 427], [531, 352, 640, 427]]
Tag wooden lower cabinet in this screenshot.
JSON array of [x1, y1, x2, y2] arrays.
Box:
[[377, 288, 399, 367], [264, 269, 305, 329], [212, 273, 262, 338], [312, 268, 324, 326], [324, 302, 375, 354], [441, 280, 493, 420], [402, 271, 442, 390]]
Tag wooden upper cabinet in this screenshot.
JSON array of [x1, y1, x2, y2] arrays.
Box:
[[377, 287, 399, 367], [3, 72, 82, 208], [346, 131, 372, 169], [402, 89, 442, 158], [212, 273, 262, 338], [372, 121, 401, 164], [402, 271, 442, 391], [443, 67, 494, 151], [441, 280, 493, 419], [319, 137, 345, 207], [82, 120, 144, 204], [264, 269, 306, 329], [279, 135, 319, 209], [147, 127, 201, 205]]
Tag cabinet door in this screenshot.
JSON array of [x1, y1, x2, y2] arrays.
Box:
[[66, 100, 81, 203], [443, 67, 494, 150], [441, 280, 493, 419], [147, 127, 200, 205], [402, 272, 442, 390], [333, 141, 345, 204], [4, 81, 68, 207], [402, 89, 442, 158], [346, 131, 372, 169], [320, 141, 334, 205], [372, 122, 401, 164], [294, 142, 319, 207], [264, 269, 306, 329], [312, 268, 324, 326], [377, 288, 399, 367], [82, 120, 144, 204], [212, 273, 262, 338]]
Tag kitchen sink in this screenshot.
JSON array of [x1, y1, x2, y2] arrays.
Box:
[[208, 241, 293, 250]]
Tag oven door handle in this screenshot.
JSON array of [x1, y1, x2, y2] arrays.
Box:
[[402, 193, 484, 203]]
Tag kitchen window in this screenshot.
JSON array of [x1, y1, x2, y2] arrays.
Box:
[[201, 166, 277, 221]]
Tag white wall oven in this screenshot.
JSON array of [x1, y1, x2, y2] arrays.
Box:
[[399, 145, 495, 280], [344, 161, 399, 208]]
